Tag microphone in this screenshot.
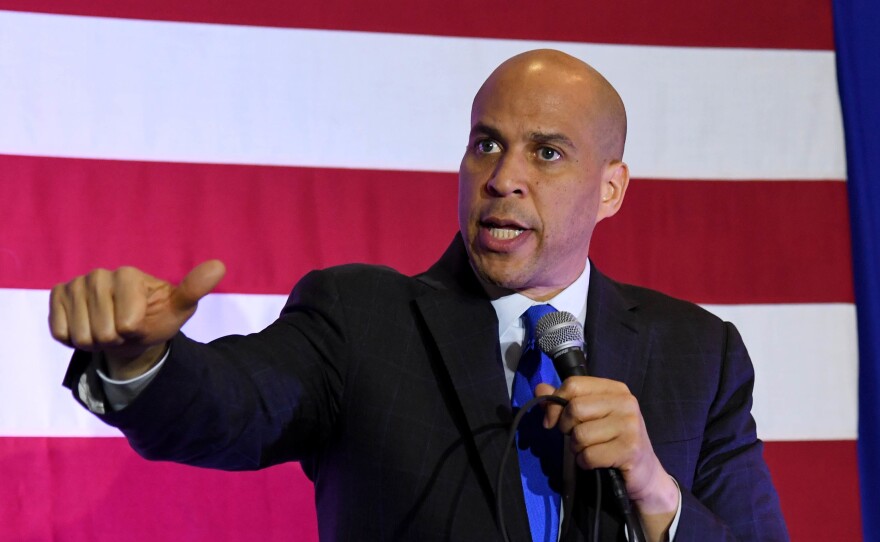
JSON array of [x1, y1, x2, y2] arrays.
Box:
[[535, 311, 587, 379], [534, 310, 647, 542]]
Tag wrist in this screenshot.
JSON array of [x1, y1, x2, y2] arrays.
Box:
[[632, 469, 679, 542], [105, 343, 168, 380], [633, 470, 679, 515]]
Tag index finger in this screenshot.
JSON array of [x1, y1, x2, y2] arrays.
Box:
[[553, 375, 629, 401], [48, 284, 71, 346]]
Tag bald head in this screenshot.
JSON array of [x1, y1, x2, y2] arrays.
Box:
[[474, 49, 627, 161]]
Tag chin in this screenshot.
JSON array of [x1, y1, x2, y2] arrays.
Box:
[[473, 260, 530, 291]]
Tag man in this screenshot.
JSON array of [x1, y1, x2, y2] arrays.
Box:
[[50, 50, 787, 541]]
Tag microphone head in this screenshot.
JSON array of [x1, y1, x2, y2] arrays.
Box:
[[536, 311, 584, 356]]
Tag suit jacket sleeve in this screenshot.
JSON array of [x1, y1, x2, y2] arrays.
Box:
[[673, 322, 788, 541], [63, 267, 350, 470]]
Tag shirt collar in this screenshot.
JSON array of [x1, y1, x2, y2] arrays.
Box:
[[488, 260, 591, 338]]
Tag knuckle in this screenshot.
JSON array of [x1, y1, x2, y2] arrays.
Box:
[[568, 397, 589, 420], [115, 315, 139, 336], [613, 380, 631, 394], [91, 326, 119, 346], [69, 330, 94, 350], [561, 412, 578, 432], [49, 326, 70, 344], [116, 265, 145, 283], [569, 377, 589, 394], [50, 283, 64, 301], [619, 393, 640, 414], [115, 266, 135, 280], [571, 424, 588, 445], [84, 268, 109, 287], [65, 276, 83, 296], [558, 406, 577, 428], [49, 287, 67, 316]]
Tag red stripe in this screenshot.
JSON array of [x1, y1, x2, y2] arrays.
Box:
[[0, 0, 834, 50], [0, 154, 851, 303], [0, 437, 860, 541], [590, 178, 854, 304], [0, 437, 316, 541], [763, 440, 862, 541]]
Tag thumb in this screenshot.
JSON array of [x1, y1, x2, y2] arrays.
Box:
[[171, 260, 226, 312]]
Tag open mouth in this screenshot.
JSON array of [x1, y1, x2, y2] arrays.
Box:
[[479, 217, 530, 245], [487, 227, 524, 240]]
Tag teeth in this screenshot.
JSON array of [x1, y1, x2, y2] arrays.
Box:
[[489, 227, 524, 240]]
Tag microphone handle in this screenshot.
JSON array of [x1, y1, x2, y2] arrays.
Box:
[[551, 346, 588, 378], [550, 346, 647, 542]]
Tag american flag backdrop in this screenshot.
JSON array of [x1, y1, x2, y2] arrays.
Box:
[[0, 2, 866, 541]]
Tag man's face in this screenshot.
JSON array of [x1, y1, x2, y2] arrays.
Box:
[[458, 61, 617, 300]]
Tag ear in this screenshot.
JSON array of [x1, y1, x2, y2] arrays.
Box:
[[595, 160, 629, 223]]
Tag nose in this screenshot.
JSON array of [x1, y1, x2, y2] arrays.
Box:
[[486, 153, 528, 197]]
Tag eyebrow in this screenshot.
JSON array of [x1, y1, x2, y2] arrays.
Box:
[[529, 131, 577, 151], [470, 122, 504, 142], [470, 122, 577, 151]]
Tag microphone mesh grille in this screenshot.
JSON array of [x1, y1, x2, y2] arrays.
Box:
[[536, 311, 584, 354]]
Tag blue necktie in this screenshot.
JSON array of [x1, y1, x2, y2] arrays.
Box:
[[512, 304, 563, 542]]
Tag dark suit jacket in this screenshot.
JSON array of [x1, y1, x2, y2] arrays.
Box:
[[65, 236, 788, 541]]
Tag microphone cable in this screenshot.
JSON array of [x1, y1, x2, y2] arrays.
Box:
[[495, 394, 645, 542]]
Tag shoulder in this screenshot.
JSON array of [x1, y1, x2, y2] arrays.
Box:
[[317, 263, 431, 290], [591, 271, 740, 372], [622, 281, 722, 326], [285, 263, 436, 308], [594, 269, 725, 331], [289, 235, 479, 302]]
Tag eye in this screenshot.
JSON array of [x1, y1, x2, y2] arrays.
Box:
[[475, 139, 501, 154], [537, 147, 561, 161]]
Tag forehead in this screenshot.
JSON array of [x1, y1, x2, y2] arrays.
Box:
[[470, 66, 597, 143]]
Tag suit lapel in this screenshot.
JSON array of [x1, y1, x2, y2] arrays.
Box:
[[584, 264, 648, 398], [415, 236, 532, 541]]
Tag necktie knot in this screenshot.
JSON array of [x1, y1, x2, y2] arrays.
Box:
[[517, 304, 559, 388], [523, 304, 557, 345]]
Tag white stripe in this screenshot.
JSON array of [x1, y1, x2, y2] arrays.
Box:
[[3, 288, 121, 437], [703, 303, 858, 441], [5, 288, 857, 440], [1, 289, 280, 437], [0, 11, 844, 180]]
